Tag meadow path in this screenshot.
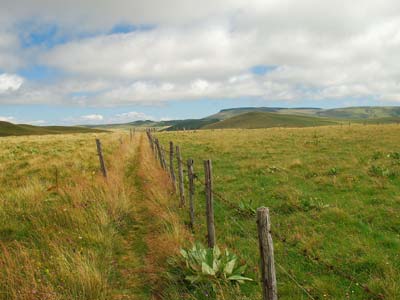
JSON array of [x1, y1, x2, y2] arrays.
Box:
[[111, 133, 186, 299]]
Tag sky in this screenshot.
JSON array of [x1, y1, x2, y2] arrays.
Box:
[[1, 0, 400, 125]]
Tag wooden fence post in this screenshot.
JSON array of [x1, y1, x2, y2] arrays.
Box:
[[187, 158, 195, 229], [160, 145, 168, 170], [146, 129, 154, 152], [204, 159, 215, 248], [154, 138, 165, 169], [257, 207, 277, 300], [169, 141, 176, 189], [176, 145, 185, 207], [130, 129, 133, 142], [95, 138, 107, 178]]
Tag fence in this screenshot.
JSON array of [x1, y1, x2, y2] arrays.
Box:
[[95, 128, 379, 300], [145, 128, 278, 300]]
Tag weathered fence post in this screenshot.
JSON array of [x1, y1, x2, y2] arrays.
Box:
[[257, 207, 277, 300], [187, 158, 195, 229], [95, 138, 107, 178], [154, 138, 165, 169], [176, 145, 185, 207], [204, 159, 215, 248], [169, 141, 176, 189], [146, 129, 154, 152], [130, 129, 133, 142], [160, 145, 168, 170]]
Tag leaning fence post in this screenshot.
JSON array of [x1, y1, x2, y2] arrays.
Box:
[[187, 158, 195, 230], [257, 207, 277, 300], [176, 145, 185, 207], [160, 145, 168, 170], [154, 138, 164, 169], [204, 159, 215, 248], [95, 138, 107, 178], [146, 129, 154, 152], [169, 141, 176, 189]]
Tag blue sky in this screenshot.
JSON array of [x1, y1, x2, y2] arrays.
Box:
[[0, 1, 399, 125]]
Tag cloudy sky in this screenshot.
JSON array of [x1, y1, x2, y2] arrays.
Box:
[[1, 0, 400, 125]]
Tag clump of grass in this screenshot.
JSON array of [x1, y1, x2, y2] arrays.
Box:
[[0, 132, 138, 300]]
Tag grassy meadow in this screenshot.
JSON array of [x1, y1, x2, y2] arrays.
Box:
[[157, 124, 400, 300], [1, 125, 399, 300], [0, 130, 192, 300]]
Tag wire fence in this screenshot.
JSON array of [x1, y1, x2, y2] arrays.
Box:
[[145, 130, 380, 300]]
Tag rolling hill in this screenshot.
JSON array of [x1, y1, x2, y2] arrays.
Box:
[[0, 121, 106, 137], [207, 106, 400, 121], [82, 106, 400, 132], [205, 107, 322, 120], [203, 111, 338, 129], [315, 106, 400, 119]]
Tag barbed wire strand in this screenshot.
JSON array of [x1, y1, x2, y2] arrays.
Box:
[[149, 135, 377, 300]]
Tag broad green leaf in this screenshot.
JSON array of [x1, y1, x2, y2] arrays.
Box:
[[201, 261, 216, 275], [228, 275, 253, 281], [224, 258, 237, 275]]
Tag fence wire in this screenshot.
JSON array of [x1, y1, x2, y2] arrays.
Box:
[[145, 131, 378, 300]]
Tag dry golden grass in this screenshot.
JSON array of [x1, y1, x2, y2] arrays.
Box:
[[0, 131, 192, 300]]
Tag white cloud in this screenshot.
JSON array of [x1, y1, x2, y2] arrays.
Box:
[[107, 111, 155, 123], [80, 114, 104, 121], [0, 74, 24, 93], [1, 0, 400, 106], [0, 115, 15, 122], [28, 120, 47, 125]]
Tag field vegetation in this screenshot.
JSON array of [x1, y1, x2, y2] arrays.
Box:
[[0, 131, 188, 299], [1, 124, 399, 299], [157, 124, 400, 299]]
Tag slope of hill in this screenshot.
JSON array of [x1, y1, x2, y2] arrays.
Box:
[[163, 118, 219, 131], [205, 107, 322, 120], [82, 106, 400, 132], [203, 111, 337, 129], [206, 106, 400, 121], [0, 121, 105, 137], [316, 106, 400, 119]]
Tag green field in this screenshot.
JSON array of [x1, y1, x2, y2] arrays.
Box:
[[0, 121, 105, 137], [157, 124, 400, 299], [1, 125, 399, 300]]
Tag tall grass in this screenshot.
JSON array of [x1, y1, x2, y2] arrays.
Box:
[[0, 132, 135, 299]]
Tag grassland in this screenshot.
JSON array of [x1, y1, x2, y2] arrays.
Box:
[[0, 121, 105, 137], [157, 124, 400, 299], [0, 131, 188, 300], [2, 125, 399, 299]]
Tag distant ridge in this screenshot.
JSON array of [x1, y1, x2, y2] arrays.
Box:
[[0, 121, 106, 137], [203, 111, 337, 129], [83, 106, 400, 131]]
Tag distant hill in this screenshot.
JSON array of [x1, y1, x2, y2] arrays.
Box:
[[0, 121, 106, 137], [203, 111, 338, 129], [82, 106, 400, 132], [205, 107, 322, 120], [206, 106, 400, 121], [163, 119, 219, 131], [315, 106, 400, 119]]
